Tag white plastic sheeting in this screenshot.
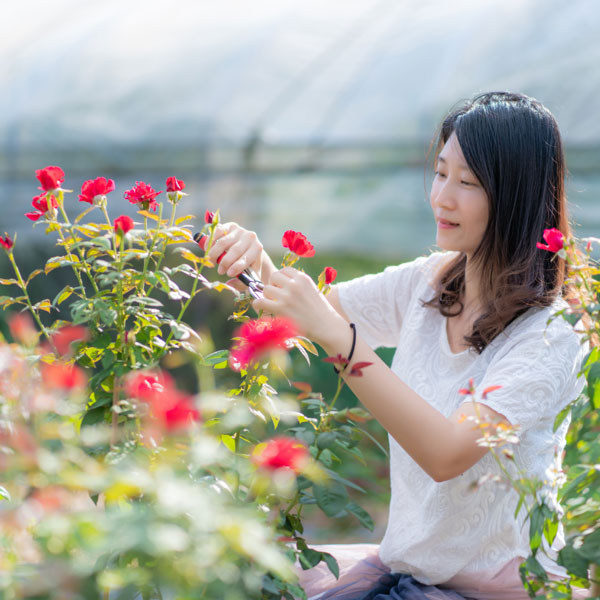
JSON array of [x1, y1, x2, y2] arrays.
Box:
[[3, 0, 600, 150]]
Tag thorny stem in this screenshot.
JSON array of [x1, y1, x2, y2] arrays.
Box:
[[8, 252, 53, 344], [54, 192, 100, 295]]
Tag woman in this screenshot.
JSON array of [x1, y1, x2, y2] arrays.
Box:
[[206, 92, 589, 599]]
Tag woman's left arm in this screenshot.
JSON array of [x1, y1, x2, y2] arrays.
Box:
[[253, 268, 509, 483]]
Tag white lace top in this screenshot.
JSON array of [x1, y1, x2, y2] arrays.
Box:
[[336, 251, 586, 585]]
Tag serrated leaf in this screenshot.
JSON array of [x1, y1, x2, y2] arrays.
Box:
[[346, 501, 374, 531], [295, 336, 319, 356], [0, 278, 19, 286], [25, 269, 43, 286], [313, 481, 349, 517], [321, 552, 339, 579], [137, 210, 161, 222], [34, 299, 52, 313], [53, 285, 74, 306], [175, 214, 195, 226], [220, 434, 236, 452], [558, 544, 590, 579]]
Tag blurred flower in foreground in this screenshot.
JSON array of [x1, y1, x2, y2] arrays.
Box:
[[41, 362, 86, 390], [79, 177, 115, 204], [51, 325, 89, 356], [252, 437, 309, 473], [35, 166, 65, 192], [126, 370, 200, 431], [8, 313, 38, 346], [229, 317, 298, 371], [124, 181, 162, 212]]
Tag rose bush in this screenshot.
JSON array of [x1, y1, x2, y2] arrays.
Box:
[[0, 169, 380, 599]]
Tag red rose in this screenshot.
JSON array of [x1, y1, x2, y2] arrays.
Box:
[[26, 193, 58, 221], [79, 177, 115, 204], [324, 267, 337, 285], [126, 371, 173, 402], [51, 325, 89, 356], [126, 371, 199, 431], [8, 313, 37, 346], [159, 394, 200, 431], [204, 210, 215, 224], [230, 317, 298, 371], [165, 177, 185, 192], [252, 436, 309, 473], [35, 166, 65, 191], [124, 181, 162, 212], [114, 215, 134, 235], [282, 230, 315, 258], [41, 362, 86, 390], [536, 228, 564, 253], [0, 234, 13, 250]]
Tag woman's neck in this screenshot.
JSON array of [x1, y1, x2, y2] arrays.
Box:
[[462, 258, 484, 318]]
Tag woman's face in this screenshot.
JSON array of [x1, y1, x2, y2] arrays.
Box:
[[430, 132, 489, 258]]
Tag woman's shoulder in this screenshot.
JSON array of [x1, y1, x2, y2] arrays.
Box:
[[381, 250, 456, 287], [493, 296, 583, 361]]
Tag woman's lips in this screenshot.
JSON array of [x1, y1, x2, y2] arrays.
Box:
[[438, 218, 459, 229]]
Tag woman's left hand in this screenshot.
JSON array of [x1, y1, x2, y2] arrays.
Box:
[[252, 267, 345, 346]]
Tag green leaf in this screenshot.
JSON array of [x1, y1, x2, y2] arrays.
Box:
[[579, 527, 600, 562], [523, 555, 547, 579], [321, 552, 340, 579], [346, 501, 374, 531], [558, 545, 590, 579], [299, 547, 322, 570], [200, 350, 230, 366], [313, 481, 349, 517], [316, 432, 337, 450], [53, 285, 74, 306], [528, 504, 545, 553], [81, 406, 108, 428]]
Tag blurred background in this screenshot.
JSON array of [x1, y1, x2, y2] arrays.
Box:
[[2, 0, 600, 542], [3, 0, 600, 258]]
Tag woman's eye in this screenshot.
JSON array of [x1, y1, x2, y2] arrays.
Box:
[[461, 180, 477, 186], [434, 171, 446, 178]]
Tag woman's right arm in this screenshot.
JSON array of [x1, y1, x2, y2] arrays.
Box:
[[205, 222, 350, 320]]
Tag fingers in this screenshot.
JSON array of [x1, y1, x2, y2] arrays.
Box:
[[205, 224, 263, 276]]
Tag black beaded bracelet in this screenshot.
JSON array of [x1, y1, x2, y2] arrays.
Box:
[[333, 322, 357, 374]]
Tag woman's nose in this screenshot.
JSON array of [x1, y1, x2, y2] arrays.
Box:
[[432, 180, 456, 210]]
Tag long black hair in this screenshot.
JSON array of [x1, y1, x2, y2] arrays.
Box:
[[425, 91, 571, 352]]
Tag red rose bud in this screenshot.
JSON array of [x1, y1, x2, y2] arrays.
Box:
[[79, 177, 115, 204], [282, 230, 315, 258], [324, 267, 337, 285], [35, 166, 65, 192], [114, 215, 134, 235], [230, 317, 298, 371], [0, 234, 14, 250], [252, 436, 309, 473], [124, 181, 162, 212], [204, 210, 215, 224], [536, 228, 564, 253], [165, 177, 185, 192]]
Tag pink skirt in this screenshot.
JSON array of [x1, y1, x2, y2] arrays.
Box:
[[295, 544, 591, 600]]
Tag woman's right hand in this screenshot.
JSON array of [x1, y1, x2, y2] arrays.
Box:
[[205, 222, 276, 285]]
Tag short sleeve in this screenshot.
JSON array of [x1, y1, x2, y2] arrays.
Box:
[[469, 316, 586, 432], [335, 253, 446, 349]]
